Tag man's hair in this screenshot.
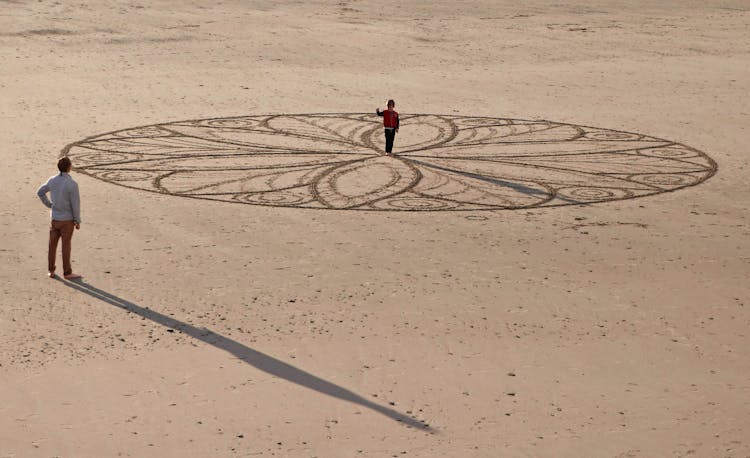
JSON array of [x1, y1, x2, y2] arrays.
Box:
[[387, 99, 395, 107], [57, 156, 72, 173]]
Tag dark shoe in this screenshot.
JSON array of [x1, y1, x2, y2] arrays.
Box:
[[48, 271, 56, 279]]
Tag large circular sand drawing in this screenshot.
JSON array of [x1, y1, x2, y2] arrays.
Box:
[[63, 114, 716, 211]]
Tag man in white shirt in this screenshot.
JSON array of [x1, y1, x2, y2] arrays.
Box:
[[37, 157, 82, 280]]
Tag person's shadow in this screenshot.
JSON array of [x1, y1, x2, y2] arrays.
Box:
[[58, 279, 433, 431]]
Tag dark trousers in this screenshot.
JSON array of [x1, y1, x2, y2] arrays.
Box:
[[384, 128, 396, 153], [49, 220, 75, 275]]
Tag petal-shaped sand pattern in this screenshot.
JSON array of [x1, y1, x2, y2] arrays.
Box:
[[109, 126, 177, 138], [580, 128, 652, 141], [419, 157, 658, 191], [315, 157, 419, 209], [445, 122, 557, 146], [164, 124, 367, 154], [74, 136, 241, 156], [368, 192, 463, 211], [505, 152, 710, 175], [234, 187, 321, 207], [163, 165, 334, 196], [445, 123, 584, 148], [403, 138, 673, 159], [63, 113, 716, 211], [87, 153, 365, 172], [411, 162, 551, 208], [450, 117, 516, 129], [265, 115, 378, 150], [175, 116, 269, 130], [87, 169, 165, 184], [64, 147, 144, 167]]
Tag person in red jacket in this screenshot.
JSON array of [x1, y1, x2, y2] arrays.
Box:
[[376, 99, 399, 155]]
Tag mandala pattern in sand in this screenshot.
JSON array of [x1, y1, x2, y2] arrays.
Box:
[[63, 113, 717, 211]]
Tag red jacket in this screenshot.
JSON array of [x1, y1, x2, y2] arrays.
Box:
[[378, 109, 399, 129]]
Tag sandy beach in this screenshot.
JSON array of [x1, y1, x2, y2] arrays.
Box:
[[1, 1, 749, 456]]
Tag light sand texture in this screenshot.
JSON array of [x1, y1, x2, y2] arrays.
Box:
[[1, 1, 749, 456]]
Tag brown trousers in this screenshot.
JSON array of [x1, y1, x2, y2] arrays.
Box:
[[49, 220, 75, 275]]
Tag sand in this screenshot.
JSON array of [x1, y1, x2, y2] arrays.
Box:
[[1, 0, 749, 456]]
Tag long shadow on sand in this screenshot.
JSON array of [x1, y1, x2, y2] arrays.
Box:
[[58, 279, 433, 431]]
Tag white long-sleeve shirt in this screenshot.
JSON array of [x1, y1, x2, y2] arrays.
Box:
[[37, 172, 81, 223]]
